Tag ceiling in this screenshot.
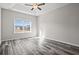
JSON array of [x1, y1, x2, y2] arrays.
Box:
[[0, 3, 69, 16]]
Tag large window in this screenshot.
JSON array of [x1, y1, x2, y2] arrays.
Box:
[[14, 18, 32, 33]]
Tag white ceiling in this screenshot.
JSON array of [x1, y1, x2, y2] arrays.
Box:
[[0, 3, 69, 16]]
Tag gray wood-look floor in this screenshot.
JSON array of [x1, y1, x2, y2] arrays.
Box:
[[0, 37, 79, 55]]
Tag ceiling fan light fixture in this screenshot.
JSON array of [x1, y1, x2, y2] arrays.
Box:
[[25, 3, 45, 11]]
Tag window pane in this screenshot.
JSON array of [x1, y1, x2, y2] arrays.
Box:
[[24, 25, 30, 32], [15, 26, 23, 32]]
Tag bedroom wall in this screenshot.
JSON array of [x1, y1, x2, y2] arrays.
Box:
[[1, 8, 38, 41], [0, 8, 1, 44], [38, 4, 79, 47]]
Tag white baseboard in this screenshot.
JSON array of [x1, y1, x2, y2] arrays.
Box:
[[2, 36, 37, 42], [46, 37, 79, 47]]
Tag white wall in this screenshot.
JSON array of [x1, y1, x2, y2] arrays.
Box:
[[38, 4, 79, 47], [1, 8, 38, 41], [0, 8, 1, 44]]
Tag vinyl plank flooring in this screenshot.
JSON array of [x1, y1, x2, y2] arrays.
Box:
[[0, 38, 79, 55]]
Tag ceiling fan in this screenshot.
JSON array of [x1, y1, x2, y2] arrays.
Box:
[[24, 3, 45, 11]]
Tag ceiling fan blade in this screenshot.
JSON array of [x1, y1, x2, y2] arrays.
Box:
[[37, 7, 41, 10], [31, 8, 34, 10], [38, 3, 45, 6], [25, 4, 32, 6]]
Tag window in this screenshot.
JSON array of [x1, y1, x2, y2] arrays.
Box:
[[14, 18, 32, 33]]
